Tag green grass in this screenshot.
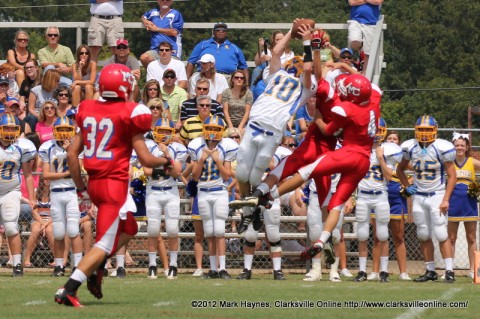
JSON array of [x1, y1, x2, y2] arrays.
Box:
[[0, 272, 477, 319]]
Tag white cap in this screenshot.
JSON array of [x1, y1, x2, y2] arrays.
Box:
[[198, 54, 215, 64]]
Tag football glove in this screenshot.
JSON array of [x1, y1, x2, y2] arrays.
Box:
[[186, 180, 198, 198], [311, 30, 324, 51], [405, 184, 418, 195], [77, 188, 92, 212]]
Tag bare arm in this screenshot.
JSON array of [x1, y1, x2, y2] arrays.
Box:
[[395, 159, 411, 188], [186, 62, 195, 79], [269, 28, 292, 75], [42, 159, 70, 180], [375, 144, 393, 182], [28, 92, 39, 118], [132, 133, 169, 168], [21, 160, 36, 207], [67, 132, 86, 189], [440, 161, 456, 213]]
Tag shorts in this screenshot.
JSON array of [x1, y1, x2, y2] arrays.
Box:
[[348, 20, 375, 54], [88, 15, 124, 47]]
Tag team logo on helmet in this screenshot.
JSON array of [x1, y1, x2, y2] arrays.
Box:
[[0, 113, 20, 143], [284, 56, 304, 78], [203, 116, 225, 141], [338, 74, 372, 105], [375, 117, 387, 143], [98, 64, 135, 101], [415, 116, 438, 143], [53, 116, 75, 141], [152, 118, 175, 144]]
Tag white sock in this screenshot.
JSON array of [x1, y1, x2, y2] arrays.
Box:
[[169, 251, 178, 267], [71, 269, 87, 283], [219, 255, 226, 270], [209, 256, 217, 271], [13, 254, 21, 266], [331, 257, 340, 272], [116, 255, 125, 268], [319, 231, 331, 245], [148, 252, 157, 267], [272, 257, 282, 271], [55, 258, 64, 267], [244, 254, 254, 270], [271, 187, 280, 199], [444, 258, 453, 271], [359, 256, 367, 272], [425, 261, 435, 271], [256, 183, 270, 195], [380, 256, 389, 272], [311, 258, 321, 273], [73, 253, 83, 267]]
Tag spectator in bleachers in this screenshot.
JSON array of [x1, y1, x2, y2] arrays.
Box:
[[222, 70, 253, 132], [147, 98, 171, 125], [160, 69, 187, 127], [88, 0, 124, 62], [0, 63, 20, 98], [180, 79, 223, 127], [79, 207, 95, 255], [294, 96, 316, 143], [53, 85, 74, 117], [35, 99, 59, 144], [37, 26, 75, 85], [140, 0, 184, 68], [254, 31, 294, 67], [146, 41, 187, 90], [0, 75, 10, 113], [5, 98, 31, 135], [141, 79, 162, 106], [18, 59, 41, 109], [186, 22, 249, 83], [187, 54, 228, 103], [71, 45, 97, 107], [7, 30, 36, 86], [324, 48, 359, 87]]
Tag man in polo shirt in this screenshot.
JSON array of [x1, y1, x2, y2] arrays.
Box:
[[179, 78, 224, 127], [88, 0, 124, 62], [146, 41, 187, 89], [179, 95, 225, 144], [186, 22, 249, 83], [160, 69, 187, 130], [37, 26, 75, 84]]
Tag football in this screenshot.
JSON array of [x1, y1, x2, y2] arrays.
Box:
[[291, 18, 316, 39]]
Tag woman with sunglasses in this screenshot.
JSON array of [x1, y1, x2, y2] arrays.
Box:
[[35, 99, 59, 144], [19, 59, 41, 109], [7, 30, 36, 86], [222, 70, 253, 132], [141, 79, 162, 105], [71, 45, 97, 107], [53, 85, 74, 117]]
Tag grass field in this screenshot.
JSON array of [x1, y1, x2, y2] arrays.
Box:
[[0, 271, 476, 319]]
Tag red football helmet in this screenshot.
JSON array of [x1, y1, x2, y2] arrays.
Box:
[[337, 74, 372, 105], [333, 73, 348, 93], [98, 64, 135, 101]]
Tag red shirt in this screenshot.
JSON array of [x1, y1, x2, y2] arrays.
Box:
[[76, 99, 152, 181]]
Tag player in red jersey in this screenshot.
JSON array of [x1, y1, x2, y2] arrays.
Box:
[[55, 64, 171, 307]]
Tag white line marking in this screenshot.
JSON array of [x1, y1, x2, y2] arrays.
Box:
[[153, 301, 176, 307], [396, 288, 462, 319], [24, 300, 47, 306]]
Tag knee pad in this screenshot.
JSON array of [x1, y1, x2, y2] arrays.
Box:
[[416, 224, 431, 241], [66, 218, 80, 238], [244, 239, 256, 248], [434, 224, 448, 242], [375, 221, 389, 242], [265, 224, 281, 243], [165, 219, 179, 237], [357, 221, 370, 242], [235, 162, 249, 183], [213, 220, 226, 237], [244, 226, 258, 243], [203, 219, 214, 238], [4, 222, 18, 237], [269, 240, 282, 253], [53, 221, 66, 240], [331, 228, 341, 245], [147, 219, 161, 237]]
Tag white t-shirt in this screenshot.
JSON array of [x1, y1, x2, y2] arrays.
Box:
[[146, 58, 187, 87], [188, 72, 229, 100]]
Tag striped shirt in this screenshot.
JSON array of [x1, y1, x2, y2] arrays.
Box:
[[180, 98, 223, 122], [179, 114, 227, 143]]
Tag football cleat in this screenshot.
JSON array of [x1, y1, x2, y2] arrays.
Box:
[[329, 271, 341, 282], [413, 270, 438, 282], [298, 240, 324, 261], [252, 206, 264, 231], [444, 270, 455, 284], [115, 267, 126, 278], [273, 270, 286, 280], [237, 268, 252, 280], [303, 270, 322, 282], [218, 270, 231, 280], [322, 239, 336, 265], [236, 213, 253, 234], [167, 266, 178, 280], [367, 272, 379, 281], [202, 270, 219, 279], [148, 265, 158, 279], [12, 264, 23, 277], [353, 271, 368, 282], [399, 272, 411, 281], [54, 287, 83, 307], [87, 270, 104, 299], [52, 265, 65, 277], [379, 271, 389, 283]]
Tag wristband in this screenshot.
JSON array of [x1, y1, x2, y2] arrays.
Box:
[[303, 40, 311, 46], [303, 45, 313, 62]]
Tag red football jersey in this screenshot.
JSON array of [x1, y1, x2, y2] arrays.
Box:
[[76, 99, 152, 181], [315, 79, 336, 124]]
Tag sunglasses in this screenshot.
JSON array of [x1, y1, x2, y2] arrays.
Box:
[[159, 48, 171, 52], [230, 135, 240, 139], [340, 55, 352, 59], [17, 38, 29, 42], [147, 88, 159, 91], [58, 93, 69, 97], [164, 75, 175, 79], [150, 106, 162, 110], [214, 28, 227, 32], [79, 51, 89, 55], [116, 45, 128, 50], [44, 106, 56, 110], [233, 76, 245, 80], [47, 33, 59, 37], [198, 104, 211, 108], [283, 143, 296, 147], [196, 87, 208, 91]]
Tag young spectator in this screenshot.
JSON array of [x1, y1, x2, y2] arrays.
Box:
[[186, 22, 249, 83], [0, 63, 20, 98], [27, 67, 61, 129], [160, 69, 187, 125], [18, 59, 41, 109], [324, 48, 359, 87], [187, 54, 228, 102], [53, 85, 74, 117], [88, 0, 124, 62], [71, 45, 97, 107], [146, 41, 187, 89], [294, 96, 316, 143], [254, 31, 294, 67], [222, 70, 253, 131], [141, 79, 162, 106], [0, 75, 10, 113], [140, 0, 184, 67], [35, 99, 59, 144], [147, 98, 172, 129], [5, 98, 32, 135], [37, 26, 75, 84], [7, 30, 36, 86]]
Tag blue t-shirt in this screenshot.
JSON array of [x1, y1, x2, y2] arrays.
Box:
[[143, 8, 184, 57], [187, 38, 248, 74], [294, 104, 314, 136], [350, 4, 381, 25]]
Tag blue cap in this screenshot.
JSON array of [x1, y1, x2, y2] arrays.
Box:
[[340, 48, 353, 56], [0, 75, 8, 84], [66, 109, 76, 118]]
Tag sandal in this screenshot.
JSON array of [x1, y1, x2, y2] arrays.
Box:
[[24, 263, 34, 268]]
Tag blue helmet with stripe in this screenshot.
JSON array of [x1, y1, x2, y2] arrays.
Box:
[[152, 118, 175, 144], [203, 115, 225, 141], [375, 117, 387, 143], [415, 116, 438, 143], [0, 113, 20, 143], [53, 116, 75, 141]]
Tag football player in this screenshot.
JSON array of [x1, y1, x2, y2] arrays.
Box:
[[188, 115, 237, 279], [0, 113, 37, 277], [396, 116, 456, 283], [55, 64, 172, 307], [143, 118, 187, 279], [39, 116, 83, 277]]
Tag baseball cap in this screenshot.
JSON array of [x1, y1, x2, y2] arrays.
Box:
[[116, 39, 129, 47], [163, 69, 176, 78], [198, 54, 215, 64], [213, 22, 228, 30], [340, 48, 353, 56], [0, 75, 8, 84], [6, 97, 20, 108]]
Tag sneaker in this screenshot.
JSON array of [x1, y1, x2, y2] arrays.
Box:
[[273, 269, 286, 280], [329, 271, 341, 282], [218, 269, 231, 280], [322, 239, 336, 265], [413, 270, 438, 282], [192, 268, 204, 277], [252, 207, 263, 231], [237, 214, 253, 234], [167, 266, 178, 279], [87, 270, 104, 299], [399, 272, 411, 281], [52, 266, 65, 277], [444, 270, 455, 284], [12, 264, 23, 277], [54, 287, 83, 307], [379, 271, 389, 283], [116, 267, 126, 278], [229, 197, 257, 209], [237, 268, 252, 280], [164, 269, 169, 276], [202, 270, 219, 279], [367, 272, 379, 281], [148, 266, 158, 279], [354, 271, 368, 282], [340, 269, 353, 277], [299, 240, 323, 261], [469, 271, 474, 280], [303, 270, 321, 281]]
